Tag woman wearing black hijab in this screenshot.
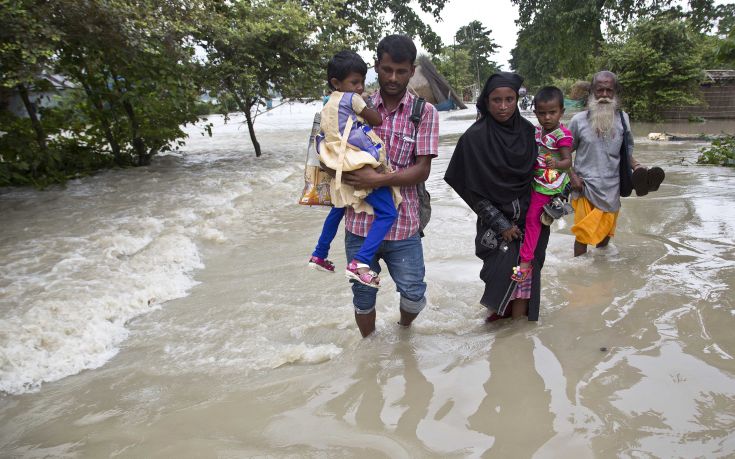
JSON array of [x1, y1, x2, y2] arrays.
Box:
[[444, 72, 549, 321]]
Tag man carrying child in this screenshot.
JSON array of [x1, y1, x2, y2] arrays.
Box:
[[339, 35, 439, 337]]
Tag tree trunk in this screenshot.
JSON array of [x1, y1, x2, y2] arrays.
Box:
[[17, 83, 48, 156], [593, 0, 605, 57], [227, 85, 262, 157], [122, 100, 149, 165], [109, 72, 149, 166], [242, 100, 262, 157], [80, 79, 123, 164]]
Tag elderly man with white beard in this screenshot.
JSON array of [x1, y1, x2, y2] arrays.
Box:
[[567, 71, 665, 257]]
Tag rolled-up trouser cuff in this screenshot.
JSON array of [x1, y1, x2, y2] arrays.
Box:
[[354, 305, 376, 315], [400, 295, 426, 314]]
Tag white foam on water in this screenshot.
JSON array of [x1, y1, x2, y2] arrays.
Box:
[[0, 229, 203, 395], [256, 343, 344, 369], [0, 104, 335, 395], [0, 130, 290, 394]]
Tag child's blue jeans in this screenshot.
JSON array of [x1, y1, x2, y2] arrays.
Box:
[[312, 186, 397, 265]]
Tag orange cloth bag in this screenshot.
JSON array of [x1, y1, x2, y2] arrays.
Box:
[[298, 112, 332, 206]]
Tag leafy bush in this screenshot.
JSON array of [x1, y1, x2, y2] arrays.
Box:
[[0, 111, 116, 187], [602, 17, 704, 121], [697, 135, 735, 166], [550, 77, 576, 97]]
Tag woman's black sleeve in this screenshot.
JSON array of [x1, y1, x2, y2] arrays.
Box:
[[471, 194, 513, 234]]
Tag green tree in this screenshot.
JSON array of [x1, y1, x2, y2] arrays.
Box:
[[0, 0, 59, 160], [602, 17, 703, 120], [2, 0, 452, 185], [432, 47, 474, 91], [48, 0, 202, 166], [684, 1, 735, 35], [510, 23, 597, 88], [454, 21, 499, 85], [712, 4, 735, 66], [1, 0, 204, 186], [716, 28, 735, 66], [196, 0, 343, 157], [197, 0, 450, 157], [302, 0, 447, 55], [510, 0, 676, 85]]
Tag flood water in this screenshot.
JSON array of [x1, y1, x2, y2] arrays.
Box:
[[1, 104, 734, 458]]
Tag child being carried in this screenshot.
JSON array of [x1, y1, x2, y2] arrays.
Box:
[[512, 86, 573, 283], [308, 51, 401, 289]]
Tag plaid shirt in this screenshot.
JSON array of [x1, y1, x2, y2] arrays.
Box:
[[344, 90, 439, 240]]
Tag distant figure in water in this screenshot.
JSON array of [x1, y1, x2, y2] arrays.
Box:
[[308, 50, 401, 290], [321, 35, 439, 337], [568, 70, 666, 256], [445, 72, 548, 322]]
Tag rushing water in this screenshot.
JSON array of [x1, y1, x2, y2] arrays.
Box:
[[1, 104, 734, 457]]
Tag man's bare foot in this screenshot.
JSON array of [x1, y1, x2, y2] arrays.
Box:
[[595, 236, 611, 248], [355, 310, 376, 337], [574, 240, 587, 257], [398, 308, 418, 327]]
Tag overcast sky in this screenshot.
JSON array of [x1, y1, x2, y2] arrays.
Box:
[[414, 0, 520, 70]]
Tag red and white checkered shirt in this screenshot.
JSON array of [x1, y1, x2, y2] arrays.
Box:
[[344, 90, 439, 240]]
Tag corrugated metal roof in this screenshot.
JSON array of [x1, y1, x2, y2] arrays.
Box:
[[704, 70, 735, 82]]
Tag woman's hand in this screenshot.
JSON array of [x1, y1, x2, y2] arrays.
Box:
[[545, 156, 557, 168], [500, 225, 522, 242]]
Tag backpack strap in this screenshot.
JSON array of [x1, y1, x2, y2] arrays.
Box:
[[409, 96, 430, 237], [410, 97, 426, 140], [618, 110, 633, 197]]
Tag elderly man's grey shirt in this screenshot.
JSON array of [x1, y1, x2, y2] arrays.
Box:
[[568, 110, 634, 213]]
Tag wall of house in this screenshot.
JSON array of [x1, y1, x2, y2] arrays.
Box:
[[661, 81, 735, 119]]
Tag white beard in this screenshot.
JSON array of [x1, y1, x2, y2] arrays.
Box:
[[588, 96, 619, 136]]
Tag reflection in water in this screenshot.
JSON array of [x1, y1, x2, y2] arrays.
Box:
[[468, 325, 554, 457], [263, 337, 497, 457], [531, 335, 600, 458]]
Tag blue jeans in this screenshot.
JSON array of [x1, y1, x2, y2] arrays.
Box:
[[345, 231, 427, 315], [313, 187, 397, 264], [312, 207, 345, 260]]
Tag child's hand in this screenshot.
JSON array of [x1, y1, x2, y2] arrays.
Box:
[[545, 156, 557, 169]]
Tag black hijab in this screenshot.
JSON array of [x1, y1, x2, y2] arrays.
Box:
[[444, 72, 536, 207]]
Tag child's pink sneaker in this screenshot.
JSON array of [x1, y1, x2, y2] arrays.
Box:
[[511, 265, 532, 282], [345, 259, 380, 289], [308, 256, 335, 273]]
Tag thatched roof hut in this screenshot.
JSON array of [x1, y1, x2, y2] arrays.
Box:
[[408, 56, 467, 111]]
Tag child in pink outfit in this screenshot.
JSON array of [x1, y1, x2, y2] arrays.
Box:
[[512, 86, 573, 282]]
